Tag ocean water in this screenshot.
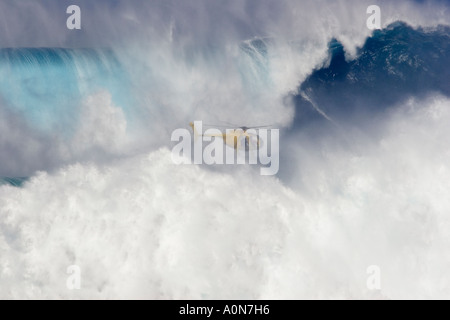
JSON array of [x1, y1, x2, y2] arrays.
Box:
[[0, 0, 449, 299], [0, 177, 27, 187]]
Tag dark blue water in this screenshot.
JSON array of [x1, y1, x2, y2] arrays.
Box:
[[293, 22, 450, 126]]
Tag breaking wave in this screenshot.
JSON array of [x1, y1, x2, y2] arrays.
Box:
[[0, 2, 449, 299]]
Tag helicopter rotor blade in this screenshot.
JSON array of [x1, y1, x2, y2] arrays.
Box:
[[201, 123, 273, 129], [244, 125, 273, 129], [202, 124, 233, 128]]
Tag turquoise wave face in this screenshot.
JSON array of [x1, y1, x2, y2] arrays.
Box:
[[0, 177, 28, 187], [0, 43, 273, 136], [0, 48, 130, 133]]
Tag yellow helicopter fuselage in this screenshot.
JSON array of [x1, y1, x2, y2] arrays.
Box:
[[189, 122, 259, 150]]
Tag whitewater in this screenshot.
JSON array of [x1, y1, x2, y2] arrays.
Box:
[[0, 0, 449, 299]]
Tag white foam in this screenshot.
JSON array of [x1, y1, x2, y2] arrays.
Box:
[[1, 96, 450, 299]]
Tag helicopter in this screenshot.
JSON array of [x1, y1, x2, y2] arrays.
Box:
[[171, 121, 279, 175], [189, 121, 272, 151]]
